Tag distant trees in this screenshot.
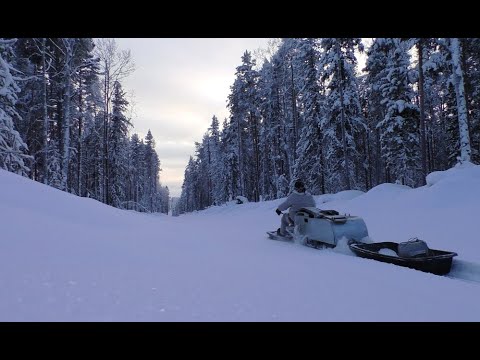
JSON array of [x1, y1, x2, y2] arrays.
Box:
[[3, 37, 475, 216], [0, 37, 168, 214], [177, 37, 479, 214], [94, 38, 135, 204]]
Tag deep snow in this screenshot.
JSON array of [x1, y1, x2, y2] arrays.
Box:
[[1, 162, 480, 321]]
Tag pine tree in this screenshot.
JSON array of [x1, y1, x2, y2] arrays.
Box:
[[125, 133, 146, 211], [375, 38, 420, 186], [257, 58, 290, 199], [208, 115, 224, 205], [95, 39, 135, 203], [143, 130, 160, 212], [108, 81, 131, 208], [292, 38, 326, 194], [220, 117, 240, 202], [10, 38, 44, 181], [227, 51, 261, 201], [418, 39, 444, 171], [319, 38, 365, 192], [0, 39, 30, 176], [82, 112, 105, 201]]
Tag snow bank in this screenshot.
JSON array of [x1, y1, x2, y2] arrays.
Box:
[[1, 162, 480, 321], [315, 189, 364, 204], [426, 161, 478, 187]]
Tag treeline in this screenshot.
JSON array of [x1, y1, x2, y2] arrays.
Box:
[[175, 38, 479, 214], [0, 38, 169, 213]]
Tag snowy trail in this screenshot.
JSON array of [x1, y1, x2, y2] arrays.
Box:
[[447, 259, 480, 283], [333, 240, 480, 283], [271, 233, 480, 284], [2, 163, 480, 321]]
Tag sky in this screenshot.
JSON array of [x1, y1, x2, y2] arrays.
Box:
[[114, 38, 272, 197], [1, 162, 479, 321]]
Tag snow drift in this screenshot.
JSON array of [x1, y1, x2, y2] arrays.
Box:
[[0, 163, 479, 321]]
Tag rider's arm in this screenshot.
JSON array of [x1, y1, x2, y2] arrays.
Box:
[[277, 194, 293, 212]]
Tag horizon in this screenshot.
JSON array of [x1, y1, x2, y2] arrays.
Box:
[[114, 38, 272, 197]]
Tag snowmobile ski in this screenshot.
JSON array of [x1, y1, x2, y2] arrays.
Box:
[[266, 231, 294, 242]]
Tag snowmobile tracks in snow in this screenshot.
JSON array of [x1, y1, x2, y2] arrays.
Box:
[[446, 259, 480, 284], [266, 231, 335, 249], [266, 232, 480, 284]]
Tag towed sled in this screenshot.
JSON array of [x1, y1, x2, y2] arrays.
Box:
[[348, 240, 457, 275], [267, 207, 458, 275]]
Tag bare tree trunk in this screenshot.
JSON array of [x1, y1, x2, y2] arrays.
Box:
[[318, 125, 325, 194], [95, 39, 134, 204], [417, 39, 427, 183], [104, 70, 109, 204], [461, 39, 474, 149], [450, 38, 472, 162], [336, 41, 351, 189], [207, 138, 212, 205], [375, 127, 382, 185], [41, 38, 49, 185], [365, 130, 371, 190], [60, 39, 73, 192], [428, 103, 438, 171], [77, 84, 83, 195], [236, 115, 244, 196], [290, 60, 298, 162], [61, 76, 71, 191], [251, 113, 260, 202]]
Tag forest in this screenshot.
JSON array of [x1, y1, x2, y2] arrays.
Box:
[[175, 38, 478, 214], [0, 38, 169, 214]]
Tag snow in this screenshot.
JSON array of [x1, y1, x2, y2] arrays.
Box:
[[1, 163, 480, 321], [426, 160, 476, 187], [379, 248, 399, 257], [234, 195, 249, 204], [315, 189, 364, 204]]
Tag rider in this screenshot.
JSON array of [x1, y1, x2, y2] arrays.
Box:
[[275, 180, 315, 237]]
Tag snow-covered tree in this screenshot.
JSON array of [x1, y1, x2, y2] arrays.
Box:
[[449, 38, 472, 163], [374, 38, 420, 186], [461, 38, 480, 164], [108, 81, 131, 207], [143, 130, 161, 212], [94, 38, 135, 203], [0, 39, 30, 176], [227, 51, 261, 201], [208, 116, 224, 205], [318, 38, 366, 192], [257, 58, 290, 199], [292, 38, 326, 194], [219, 117, 240, 202]]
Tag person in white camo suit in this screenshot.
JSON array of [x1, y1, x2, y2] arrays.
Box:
[[275, 180, 315, 237]]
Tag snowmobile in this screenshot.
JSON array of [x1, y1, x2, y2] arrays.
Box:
[[267, 207, 457, 275], [267, 207, 369, 249]]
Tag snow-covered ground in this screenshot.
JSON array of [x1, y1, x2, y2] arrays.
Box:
[[1, 162, 480, 321]]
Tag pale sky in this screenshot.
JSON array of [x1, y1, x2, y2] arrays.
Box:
[[114, 38, 271, 197]]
